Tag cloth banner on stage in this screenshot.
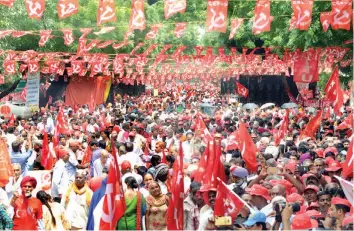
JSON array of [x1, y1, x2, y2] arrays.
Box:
[[27, 170, 52, 196], [65, 76, 111, 106], [26, 72, 40, 110]]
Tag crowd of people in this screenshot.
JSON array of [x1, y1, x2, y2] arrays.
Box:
[[0, 89, 353, 230]]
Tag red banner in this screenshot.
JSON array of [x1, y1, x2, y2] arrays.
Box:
[[12, 31, 31, 38], [174, 22, 187, 38], [293, 49, 320, 83], [61, 28, 74, 46], [57, 0, 78, 19], [206, 0, 228, 33], [252, 0, 272, 34], [236, 82, 249, 98], [0, 0, 14, 7], [97, 0, 116, 26], [229, 18, 243, 39], [331, 0, 352, 30], [3, 60, 16, 75], [25, 0, 46, 20], [129, 0, 146, 31], [324, 66, 344, 115], [320, 12, 332, 32], [39, 30, 52, 47], [164, 0, 186, 19], [145, 24, 162, 40], [289, 0, 314, 30]]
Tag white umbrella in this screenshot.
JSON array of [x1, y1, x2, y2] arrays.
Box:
[[260, 103, 275, 110], [281, 102, 298, 109], [243, 103, 259, 110]]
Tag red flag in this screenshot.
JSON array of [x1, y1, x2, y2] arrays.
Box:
[[0, 0, 14, 7], [57, 0, 79, 19], [145, 24, 162, 40], [3, 60, 16, 75], [61, 29, 75, 46], [214, 178, 245, 219], [289, 0, 314, 30], [8, 114, 16, 125], [336, 112, 353, 130], [237, 121, 258, 172], [236, 82, 249, 98], [331, 0, 352, 30], [174, 22, 187, 38], [193, 142, 210, 183], [100, 142, 126, 230], [97, 0, 117, 25], [342, 139, 354, 178], [164, 0, 186, 19], [299, 110, 322, 140], [166, 143, 184, 230], [252, 0, 273, 34], [27, 60, 39, 73], [225, 131, 239, 151], [81, 140, 92, 166], [39, 30, 52, 47], [320, 12, 332, 32], [195, 113, 212, 143], [212, 138, 227, 187], [25, 0, 45, 20], [293, 49, 320, 83], [206, 0, 228, 33], [203, 141, 216, 186], [324, 66, 344, 115], [41, 131, 53, 170], [0, 139, 14, 186], [229, 18, 243, 40], [129, 0, 146, 31], [274, 110, 289, 146]]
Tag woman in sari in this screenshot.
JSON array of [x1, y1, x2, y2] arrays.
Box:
[[117, 176, 146, 230], [145, 181, 169, 230], [36, 190, 70, 230]]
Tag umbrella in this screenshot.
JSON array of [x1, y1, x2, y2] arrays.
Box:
[[243, 103, 259, 110], [281, 102, 298, 109], [260, 103, 275, 110]]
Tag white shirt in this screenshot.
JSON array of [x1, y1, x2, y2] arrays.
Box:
[[51, 159, 70, 198], [182, 140, 193, 159], [118, 152, 144, 168], [5, 175, 22, 200], [93, 158, 111, 177]]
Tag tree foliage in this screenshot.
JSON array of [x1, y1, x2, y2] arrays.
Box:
[[0, 0, 352, 88]]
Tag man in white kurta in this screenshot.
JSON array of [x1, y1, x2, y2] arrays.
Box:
[[62, 171, 93, 230], [51, 149, 71, 202]]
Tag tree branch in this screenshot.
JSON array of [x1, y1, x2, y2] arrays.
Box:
[[0, 79, 21, 100]]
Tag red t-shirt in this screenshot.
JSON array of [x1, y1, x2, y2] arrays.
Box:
[[13, 197, 43, 230]]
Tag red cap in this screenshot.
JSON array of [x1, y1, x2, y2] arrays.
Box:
[[269, 179, 293, 194], [287, 193, 305, 205], [305, 210, 322, 218], [285, 163, 296, 174], [304, 185, 319, 193], [325, 161, 342, 172], [291, 213, 318, 230], [121, 160, 131, 172], [301, 173, 318, 182], [324, 147, 338, 156], [199, 185, 217, 192], [129, 132, 136, 137], [73, 125, 80, 130], [306, 202, 319, 211], [331, 197, 351, 208], [315, 148, 324, 158], [57, 148, 69, 158], [246, 184, 271, 201], [325, 157, 335, 165], [69, 141, 80, 147]]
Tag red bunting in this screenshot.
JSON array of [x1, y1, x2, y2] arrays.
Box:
[[293, 49, 320, 83], [97, 0, 116, 26], [0, 74, 4, 84], [145, 24, 162, 40], [129, 0, 146, 31], [331, 0, 352, 30], [174, 22, 187, 38], [27, 60, 39, 73], [289, 0, 314, 30], [324, 66, 344, 115], [25, 0, 45, 20], [0, 0, 14, 7], [0, 30, 13, 40], [79, 28, 92, 39], [96, 40, 114, 49], [206, 0, 228, 33], [112, 42, 126, 50], [320, 12, 332, 32], [236, 82, 249, 98], [130, 42, 144, 56], [3, 60, 16, 75], [57, 0, 79, 19], [39, 30, 52, 47], [252, 0, 272, 34], [61, 29, 75, 46], [164, 0, 186, 19], [229, 18, 243, 39], [71, 60, 83, 74], [12, 31, 31, 38]]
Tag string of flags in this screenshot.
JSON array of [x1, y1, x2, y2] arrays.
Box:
[[0, 0, 352, 42]]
